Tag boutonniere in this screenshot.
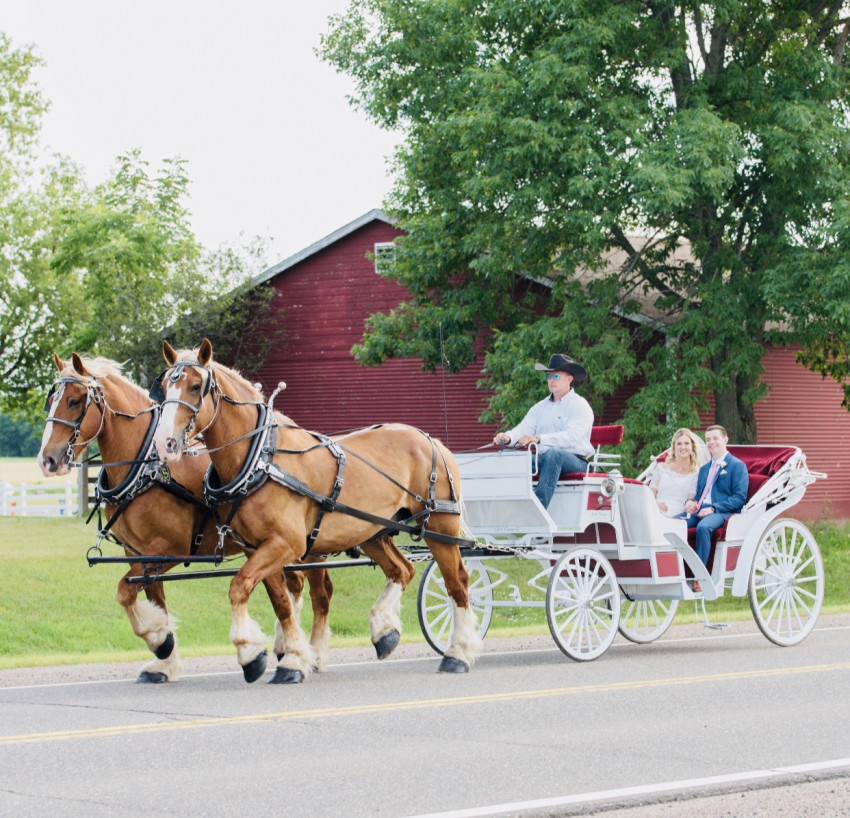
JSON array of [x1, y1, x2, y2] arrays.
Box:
[[719, 460, 727, 474]]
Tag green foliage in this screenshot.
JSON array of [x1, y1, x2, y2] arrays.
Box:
[[0, 415, 41, 457], [50, 150, 201, 380], [0, 35, 89, 412], [49, 152, 280, 388], [321, 1, 850, 457], [0, 33, 278, 417]]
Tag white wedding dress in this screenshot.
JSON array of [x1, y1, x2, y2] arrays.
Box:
[[648, 467, 698, 517]]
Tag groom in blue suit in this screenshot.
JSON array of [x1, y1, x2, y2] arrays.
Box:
[[683, 425, 749, 581]]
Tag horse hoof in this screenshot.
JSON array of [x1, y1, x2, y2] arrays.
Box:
[[242, 649, 268, 683], [438, 655, 469, 674], [153, 632, 175, 660], [374, 629, 401, 660], [276, 652, 284, 662], [136, 671, 168, 684], [268, 667, 305, 684]]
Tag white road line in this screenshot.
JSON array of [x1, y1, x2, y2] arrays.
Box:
[[403, 758, 850, 818]]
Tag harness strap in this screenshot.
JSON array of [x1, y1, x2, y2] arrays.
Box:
[[264, 464, 475, 550], [91, 408, 214, 553], [303, 436, 346, 556], [201, 409, 474, 554]]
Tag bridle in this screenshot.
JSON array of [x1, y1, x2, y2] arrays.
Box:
[[150, 361, 220, 447], [43, 377, 107, 459], [44, 374, 158, 465]]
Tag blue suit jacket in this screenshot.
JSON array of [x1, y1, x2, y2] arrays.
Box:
[[694, 453, 749, 516]]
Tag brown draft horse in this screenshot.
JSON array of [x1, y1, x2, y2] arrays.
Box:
[[151, 339, 482, 683], [37, 353, 334, 680]]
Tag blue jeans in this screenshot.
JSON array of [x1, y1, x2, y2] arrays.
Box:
[[535, 448, 588, 509], [684, 511, 728, 566]]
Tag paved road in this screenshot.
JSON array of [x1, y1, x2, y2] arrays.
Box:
[[1, 614, 849, 817]]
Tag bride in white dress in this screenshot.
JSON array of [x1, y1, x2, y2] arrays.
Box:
[[647, 428, 707, 517]]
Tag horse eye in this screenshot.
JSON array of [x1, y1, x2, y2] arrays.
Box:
[[68, 398, 81, 408]]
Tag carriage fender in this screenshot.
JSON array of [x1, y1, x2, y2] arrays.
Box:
[[730, 486, 806, 597]]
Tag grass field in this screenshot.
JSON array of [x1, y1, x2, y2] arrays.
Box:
[[1, 513, 848, 669], [0, 456, 74, 485]]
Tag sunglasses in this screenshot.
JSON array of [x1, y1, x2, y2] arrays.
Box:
[[545, 373, 561, 380]]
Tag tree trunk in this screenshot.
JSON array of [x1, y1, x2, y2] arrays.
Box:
[[713, 372, 758, 444]]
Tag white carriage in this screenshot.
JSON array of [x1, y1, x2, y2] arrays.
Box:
[[416, 427, 827, 661]]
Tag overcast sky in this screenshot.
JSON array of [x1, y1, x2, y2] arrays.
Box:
[[4, 1, 401, 267]]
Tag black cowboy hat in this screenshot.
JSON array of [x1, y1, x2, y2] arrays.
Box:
[[534, 353, 588, 382]]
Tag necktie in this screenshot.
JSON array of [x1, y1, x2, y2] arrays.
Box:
[[698, 461, 719, 508]]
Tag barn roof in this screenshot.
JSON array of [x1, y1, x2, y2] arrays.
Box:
[[250, 209, 393, 288], [249, 212, 712, 336]]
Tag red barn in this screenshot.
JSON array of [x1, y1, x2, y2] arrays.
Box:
[[249, 211, 493, 452], [248, 210, 850, 520]]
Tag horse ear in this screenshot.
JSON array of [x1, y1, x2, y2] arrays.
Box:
[[71, 353, 88, 377], [163, 340, 177, 366], [53, 352, 65, 372], [199, 338, 213, 366]]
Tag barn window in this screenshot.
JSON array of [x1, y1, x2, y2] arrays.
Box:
[[374, 242, 395, 275]]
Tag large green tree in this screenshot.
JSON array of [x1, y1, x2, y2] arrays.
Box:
[[0, 32, 279, 427], [49, 151, 279, 389], [321, 1, 850, 459], [0, 34, 87, 415]]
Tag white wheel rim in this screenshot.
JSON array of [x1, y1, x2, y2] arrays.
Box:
[[547, 548, 620, 661], [749, 520, 823, 646]]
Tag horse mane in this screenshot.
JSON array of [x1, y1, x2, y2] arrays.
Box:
[[173, 346, 265, 402], [60, 356, 150, 402], [59, 356, 122, 382]]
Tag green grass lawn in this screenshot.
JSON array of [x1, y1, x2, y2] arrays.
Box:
[[1, 515, 848, 669]]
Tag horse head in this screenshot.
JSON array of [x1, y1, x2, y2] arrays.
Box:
[[38, 352, 105, 476], [152, 338, 216, 462]]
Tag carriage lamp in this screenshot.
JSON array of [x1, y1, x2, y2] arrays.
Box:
[[600, 470, 625, 498]]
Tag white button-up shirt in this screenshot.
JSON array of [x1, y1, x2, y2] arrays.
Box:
[[506, 390, 594, 458]]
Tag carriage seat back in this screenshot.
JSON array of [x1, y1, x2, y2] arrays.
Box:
[[556, 424, 625, 481], [727, 445, 797, 504], [590, 425, 624, 447]]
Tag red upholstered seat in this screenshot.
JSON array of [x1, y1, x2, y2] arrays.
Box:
[[556, 425, 624, 482], [686, 445, 797, 568], [590, 425, 624, 447]]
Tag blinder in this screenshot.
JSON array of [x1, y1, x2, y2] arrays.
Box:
[[149, 362, 213, 407], [44, 383, 57, 414], [149, 371, 167, 403]]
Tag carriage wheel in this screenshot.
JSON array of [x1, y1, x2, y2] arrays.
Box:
[[618, 596, 679, 644], [416, 559, 494, 655], [546, 547, 620, 661], [748, 519, 824, 647]]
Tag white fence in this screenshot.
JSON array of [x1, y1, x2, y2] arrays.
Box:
[[0, 482, 79, 517]]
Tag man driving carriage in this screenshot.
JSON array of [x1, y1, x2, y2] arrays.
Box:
[[493, 353, 594, 509]]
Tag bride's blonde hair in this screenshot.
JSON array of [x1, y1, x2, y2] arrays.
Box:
[[668, 428, 701, 473]]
